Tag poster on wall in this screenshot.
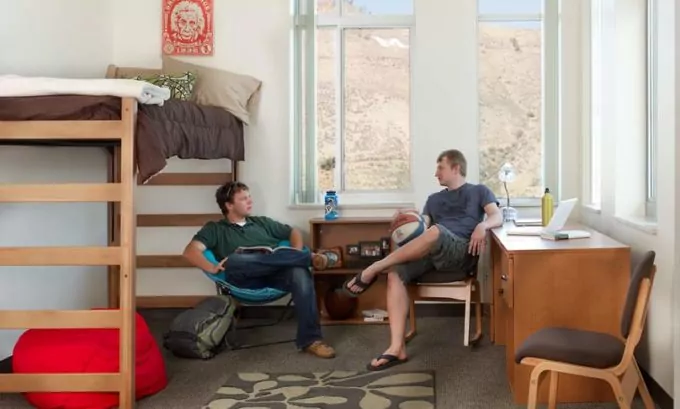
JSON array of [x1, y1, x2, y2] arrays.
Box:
[[162, 0, 214, 56]]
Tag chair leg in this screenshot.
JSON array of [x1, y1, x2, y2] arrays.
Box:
[[548, 371, 559, 409], [633, 360, 655, 409], [469, 279, 483, 348], [527, 366, 546, 409], [226, 299, 296, 350], [405, 297, 417, 343], [463, 284, 471, 347]]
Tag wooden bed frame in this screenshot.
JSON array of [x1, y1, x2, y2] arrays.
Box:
[[105, 65, 240, 310], [0, 98, 138, 407]]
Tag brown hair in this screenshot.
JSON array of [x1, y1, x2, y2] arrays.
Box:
[[215, 181, 249, 215], [437, 149, 467, 177]]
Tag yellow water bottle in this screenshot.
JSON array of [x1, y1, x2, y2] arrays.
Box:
[[541, 188, 554, 226]]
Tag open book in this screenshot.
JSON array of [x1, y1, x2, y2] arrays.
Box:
[[234, 245, 303, 255]]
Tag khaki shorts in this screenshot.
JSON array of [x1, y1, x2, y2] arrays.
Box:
[[394, 224, 470, 284]]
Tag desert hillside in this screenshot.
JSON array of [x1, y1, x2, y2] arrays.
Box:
[[314, 2, 542, 198]]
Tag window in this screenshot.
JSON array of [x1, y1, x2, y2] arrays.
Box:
[[292, 0, 414, 205], [477, 0, 560, 204], [588, 0, 603, 207], [645, 0, 657, 220]]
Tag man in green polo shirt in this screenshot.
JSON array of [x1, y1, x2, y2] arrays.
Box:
[[183, 181, 336, 359]]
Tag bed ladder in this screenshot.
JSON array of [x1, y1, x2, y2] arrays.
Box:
[[0, 98, 137, 408], [108, 156, 239, 309]]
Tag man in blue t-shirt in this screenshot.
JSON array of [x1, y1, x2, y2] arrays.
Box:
[[342, 149, 503, 371]]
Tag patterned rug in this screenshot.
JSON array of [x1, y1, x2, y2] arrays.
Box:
[[204, 370, 436, 408]]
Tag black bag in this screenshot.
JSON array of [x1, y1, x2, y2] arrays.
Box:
[[162, 295, 236, 359]]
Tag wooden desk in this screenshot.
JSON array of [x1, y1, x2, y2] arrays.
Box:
[[490, 223, 630, 404]]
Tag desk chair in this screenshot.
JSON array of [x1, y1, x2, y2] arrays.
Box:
[[406, 254, 483, 348], [201, 249, 295, 350], [515, 250, 656, 409]]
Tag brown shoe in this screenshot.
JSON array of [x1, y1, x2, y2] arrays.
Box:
[[304, 340, 336, 359]]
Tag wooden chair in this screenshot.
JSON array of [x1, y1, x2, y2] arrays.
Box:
[[515, 250, 657, 409], [405, 254, 483, 348]]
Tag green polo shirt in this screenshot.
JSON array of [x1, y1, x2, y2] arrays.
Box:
[[192, 216, 293, 259]]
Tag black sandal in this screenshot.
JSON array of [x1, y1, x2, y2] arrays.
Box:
[[367, 354, 408, 371], [341, 271, 377, 297]]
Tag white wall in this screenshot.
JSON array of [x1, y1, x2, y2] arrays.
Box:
[[113, 0, 582, 302], [579, 0, 676, 397], [0, 0, 114, 358]]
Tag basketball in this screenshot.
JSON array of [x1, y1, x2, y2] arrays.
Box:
[[391, 211, 426, 247]]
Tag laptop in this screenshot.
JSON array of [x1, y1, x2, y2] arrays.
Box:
[[506, 198, 591, 238]]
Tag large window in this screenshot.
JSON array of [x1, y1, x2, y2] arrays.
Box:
[[645, 0, 657, 220], [477, 0, 560, 203], [292, 0, 414, 205]]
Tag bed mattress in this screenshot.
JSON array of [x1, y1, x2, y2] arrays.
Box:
[[0, 95, 245, 184]]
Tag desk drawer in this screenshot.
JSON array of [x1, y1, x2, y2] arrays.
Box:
[[500, 255, 514, 309]]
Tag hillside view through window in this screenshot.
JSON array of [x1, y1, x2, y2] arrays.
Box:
[[310, 0, 544, 199]]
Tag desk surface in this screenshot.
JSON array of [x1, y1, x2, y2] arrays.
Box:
[[491, 223, 628, 253]]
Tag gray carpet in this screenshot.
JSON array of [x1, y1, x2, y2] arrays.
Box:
[[0, 310, 658, 408]]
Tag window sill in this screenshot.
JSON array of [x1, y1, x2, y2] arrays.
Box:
[[288, 201, 416, 211], [581, 204, 602, 215], [613, 215, 658, 235]]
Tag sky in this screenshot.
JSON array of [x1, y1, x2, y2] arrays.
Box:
[[347, 0, 544, 15]]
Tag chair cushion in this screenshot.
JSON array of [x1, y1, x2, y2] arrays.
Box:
[[416, 269, 471, 284], [515, 327, 625, 368]]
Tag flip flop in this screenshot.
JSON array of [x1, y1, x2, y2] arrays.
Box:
[[341, 271, 377, 298], [367, 354, 408, 371]]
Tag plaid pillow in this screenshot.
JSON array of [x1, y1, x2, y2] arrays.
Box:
[[132, 71, 197, 101]]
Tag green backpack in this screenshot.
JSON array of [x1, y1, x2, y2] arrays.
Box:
[[163, 295, 237, 359]]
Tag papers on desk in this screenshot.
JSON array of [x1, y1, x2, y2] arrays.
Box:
[[506, 227, 592, 240]]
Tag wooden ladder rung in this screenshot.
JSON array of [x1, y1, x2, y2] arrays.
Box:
[[0, 183, 122, 202], [0, 309, 121, 329], [140, 172, 233, 186], [0, 373, 121, 392], [137, 255, 191, 268], [137, 213, 222, 227], [0, 246, 122, 266], [0, 121, 124, 140]]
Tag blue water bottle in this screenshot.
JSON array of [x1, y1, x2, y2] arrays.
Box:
[[324, 190, 339, 220]]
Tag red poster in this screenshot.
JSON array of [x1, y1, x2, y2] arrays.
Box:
[[162, 0, 214, 56]]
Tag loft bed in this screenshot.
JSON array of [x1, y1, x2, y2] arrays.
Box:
[[0, 71, 248, 406], [0, 96, 138, 407]]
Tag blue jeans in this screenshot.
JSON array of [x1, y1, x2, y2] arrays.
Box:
[[223, 249, 322, 349]]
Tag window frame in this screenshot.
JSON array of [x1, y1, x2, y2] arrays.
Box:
[[477, 0, 561, 207], [584, 0, 603, 208], [645, 0, 657, 220], [291, 0, 416, 206]]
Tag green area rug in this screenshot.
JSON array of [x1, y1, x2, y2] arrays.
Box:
[[204, 370, 436, 408]]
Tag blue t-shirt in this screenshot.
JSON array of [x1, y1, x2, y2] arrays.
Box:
[[422, 183, 497, 239]]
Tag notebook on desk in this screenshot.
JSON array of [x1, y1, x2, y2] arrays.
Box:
[[506, 198, 591, 239]]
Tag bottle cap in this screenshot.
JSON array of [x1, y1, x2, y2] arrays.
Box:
[[544, 188, 550, 193]]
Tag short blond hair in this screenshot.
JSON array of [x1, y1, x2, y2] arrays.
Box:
[[437, 149, 467, 177]]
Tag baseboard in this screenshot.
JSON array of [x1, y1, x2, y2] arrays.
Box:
[[640, 366, 673, 409]]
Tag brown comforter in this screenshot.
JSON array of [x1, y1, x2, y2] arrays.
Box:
[[0, 95, 245, 183]]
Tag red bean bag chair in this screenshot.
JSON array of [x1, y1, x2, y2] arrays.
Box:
[[13, 310, 168, 409]]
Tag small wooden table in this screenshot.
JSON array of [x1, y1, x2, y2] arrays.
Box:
[[309, 217, 393, 325], [489, 223, 630, 404]]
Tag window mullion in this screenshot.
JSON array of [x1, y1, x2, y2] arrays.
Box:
[[303, 10, 317, 203], [543, 0, 560, 199], [334, 27, 344, 192]]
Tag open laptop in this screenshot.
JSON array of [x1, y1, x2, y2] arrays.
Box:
[[506, 198, 591, 238]]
